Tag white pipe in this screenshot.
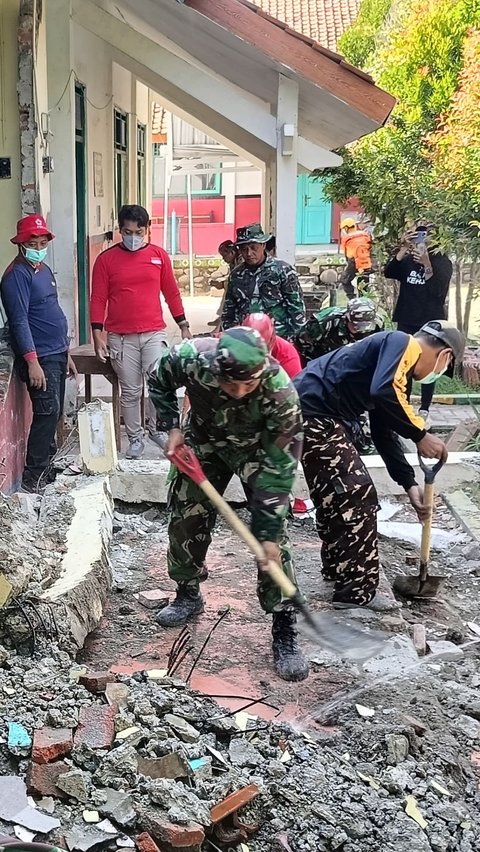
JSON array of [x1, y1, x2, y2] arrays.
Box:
[[186, 172, 194, 298], [163, 158, 169, 250]]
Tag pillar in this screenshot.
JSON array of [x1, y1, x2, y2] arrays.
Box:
[[275, 74, 298, 265]]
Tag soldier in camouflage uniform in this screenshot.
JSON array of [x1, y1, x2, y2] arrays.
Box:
[[221, 224, 305, 340], [294, 297, 384, 366], [147, 327, 309, 682]]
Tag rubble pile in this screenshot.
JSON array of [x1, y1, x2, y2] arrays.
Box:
[[0, 642, 480, 852]]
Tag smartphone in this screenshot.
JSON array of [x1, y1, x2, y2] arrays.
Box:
[[413, 229, 427, 245]]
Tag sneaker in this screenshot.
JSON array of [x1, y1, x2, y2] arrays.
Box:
[[126, 438, 145, 459], [155, 586, 205, 627], [272, 608, 309, 682], [418, 409, 432, 430], [333, 592, 400, 613]]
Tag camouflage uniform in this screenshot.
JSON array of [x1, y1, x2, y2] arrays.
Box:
[[294, 307, 354, 365], [302, 417, 379, 605], [148, 336, 303, 612], [221, 258, 306, 340]]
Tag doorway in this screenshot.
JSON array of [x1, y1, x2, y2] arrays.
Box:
[[296, 174, 332, 245], [75, 83, 89, 344]]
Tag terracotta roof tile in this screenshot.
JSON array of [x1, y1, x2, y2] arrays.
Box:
[[250, 0, 361, 52]]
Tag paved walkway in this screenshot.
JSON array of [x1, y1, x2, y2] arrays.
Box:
[[428, 403, 475, 427]]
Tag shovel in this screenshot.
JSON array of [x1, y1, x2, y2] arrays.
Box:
[[393, 453, 446, 598], [156, 436, 387, 661]]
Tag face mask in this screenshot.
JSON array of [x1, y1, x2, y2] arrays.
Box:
[[23, 245, 48, 264], [419, 353, 450, 384], [122, 234, 144, 251]]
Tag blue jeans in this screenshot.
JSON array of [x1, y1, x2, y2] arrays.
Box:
[[18, 352, 67, 483]]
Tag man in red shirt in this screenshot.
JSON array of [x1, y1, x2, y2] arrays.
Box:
[[242, 313, 302, 378], [90, 205, 191, 458]]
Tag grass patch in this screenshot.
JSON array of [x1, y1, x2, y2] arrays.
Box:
[[412, 375, 480, 395]]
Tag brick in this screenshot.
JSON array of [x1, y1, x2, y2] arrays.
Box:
[[141, 815, 204, 851], [79, 671, 116, 694], [74, 704, 117, 749], [26, 760, 70, 797], [136, 833, 161, 852], [210, 783, 260, 824], [412, 624, 426, 657], [137, 589, 170, 610], [32, 727, 73, 764], [470, 751, 480, 768]]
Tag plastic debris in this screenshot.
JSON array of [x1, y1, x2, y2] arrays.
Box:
[[8, 722, 32, 753]]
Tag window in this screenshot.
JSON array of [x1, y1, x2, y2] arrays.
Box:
[[114, 108, 128, 214], [137, 122, 146, 207], [151, 152, 222, 197]]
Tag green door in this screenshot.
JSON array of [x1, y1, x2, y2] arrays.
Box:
[[296, 174, 332, 245], [75, 83, 89, 344]]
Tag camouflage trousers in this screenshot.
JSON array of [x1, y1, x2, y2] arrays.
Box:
[[167, 445, 296, 613], [302, 417, 379, 605]]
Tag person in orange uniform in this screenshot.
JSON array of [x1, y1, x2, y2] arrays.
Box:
[[340, 218, 373, 298]]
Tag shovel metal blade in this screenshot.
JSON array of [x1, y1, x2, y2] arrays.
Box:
[[298, 607, 387, 662], [393, 573, 445, 599]]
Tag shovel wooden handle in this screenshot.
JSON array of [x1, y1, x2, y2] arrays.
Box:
[[199, 478, 298, 600], [419, 481, 435, 577]]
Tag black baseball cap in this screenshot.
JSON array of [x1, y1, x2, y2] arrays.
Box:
[[419, 320, 465, 376]]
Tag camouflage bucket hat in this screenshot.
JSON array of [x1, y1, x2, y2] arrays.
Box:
[[235, 223, 271, 245], [213, 327, 269, 380], [346, 297, 382, 333]]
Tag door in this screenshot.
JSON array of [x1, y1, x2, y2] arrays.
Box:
[[296, 174, 332, 245], [75, 83, 89, 344]]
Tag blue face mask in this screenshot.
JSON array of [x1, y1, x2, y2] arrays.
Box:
[[23, 245, 48, 264], [122, 234, 144, 252]]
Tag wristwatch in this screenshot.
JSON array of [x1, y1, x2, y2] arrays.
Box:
[[178, 320, 190, 329]]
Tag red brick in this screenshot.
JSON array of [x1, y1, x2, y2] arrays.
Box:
[[74, 704, 117, 749], [26, 760, 70, 797], [32, 727, 73, 764], [210, 784, 260, 824], [141, 815, 204, 850], [471, 751, 480, 768], [136, 833, 161, 852], [79, 671, 116, 694]]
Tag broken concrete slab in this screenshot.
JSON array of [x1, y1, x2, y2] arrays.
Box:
[[0, 776, 60, 833], [55, 768, 90, 802], [137, 753, 190, 780], [444, 490, 480, 542], [65, 823, 119, 852], [427, 640, 464, 661], [378, 521, 464, 551], [363, 634, 419, 678], [164, 713, 200, 743], [96, 788, 136, 827], [40, 477, 113, 651]]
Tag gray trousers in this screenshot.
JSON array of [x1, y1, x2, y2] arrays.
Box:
[[108, 331, 168, 439]]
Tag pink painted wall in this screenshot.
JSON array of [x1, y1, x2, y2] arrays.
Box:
[[0, 358, 31, 493]]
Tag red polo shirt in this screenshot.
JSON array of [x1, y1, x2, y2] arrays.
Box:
[[90, 243, 185, 333]]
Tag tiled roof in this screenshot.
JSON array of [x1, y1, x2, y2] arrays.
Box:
[[250, 0, 361, 51]]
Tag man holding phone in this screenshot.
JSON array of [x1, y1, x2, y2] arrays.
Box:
[[384, 223, 453, 427]]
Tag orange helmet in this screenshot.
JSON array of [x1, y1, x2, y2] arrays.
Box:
[[242, 312, 275, 349]]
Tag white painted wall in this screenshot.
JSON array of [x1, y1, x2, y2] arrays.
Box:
[[0, 0, 21, 278], [235, 163, 262, 196], [73, 22, 115, 236]]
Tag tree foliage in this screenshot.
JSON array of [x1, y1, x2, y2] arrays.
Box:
[[320, 0, 480, 258]]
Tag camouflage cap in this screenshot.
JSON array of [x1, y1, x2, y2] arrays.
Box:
[[346, 297, 383, 333], [213, 327, 269, 380], [235, 223, 271, 245]]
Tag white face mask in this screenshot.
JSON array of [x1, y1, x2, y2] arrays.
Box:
[[122, 234, 144, 252], [419, 351, 451, 384]]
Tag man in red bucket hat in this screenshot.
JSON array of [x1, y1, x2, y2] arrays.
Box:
[[1, 214, 76, 491]]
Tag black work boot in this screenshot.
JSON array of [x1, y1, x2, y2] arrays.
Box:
[[272, 609, 309, 682], [155, 586, 204, 627]]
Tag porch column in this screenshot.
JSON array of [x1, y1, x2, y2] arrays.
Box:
[[45, 0, 77, 340], [275, 74, 298, 265]]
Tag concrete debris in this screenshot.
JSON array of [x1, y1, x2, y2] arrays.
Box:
[[137, 589, 170, 610], [163, 713, 200, 743], [96, 788, 136, 827], [137, 752, 191, 780], [0, 776, 60, 833], [55, 768, 90, 802], [427, 640, 465, 661], [65, 823, 118, 852], [378, 521, 464, 551]]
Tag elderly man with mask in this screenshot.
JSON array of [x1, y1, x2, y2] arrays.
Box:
[[90, 204, 191, 459], [221, 224, 305, 340]]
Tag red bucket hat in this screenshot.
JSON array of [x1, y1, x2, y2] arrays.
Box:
[[11, 214, 54, 244]]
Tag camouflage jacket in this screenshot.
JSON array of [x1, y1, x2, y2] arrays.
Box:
[[294, 307, 355, 364], [221, 258, 306, 340], [148, 337, 303, 540]]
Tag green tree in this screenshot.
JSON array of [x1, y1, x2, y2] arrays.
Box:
[[321, 0, 480, 256]]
